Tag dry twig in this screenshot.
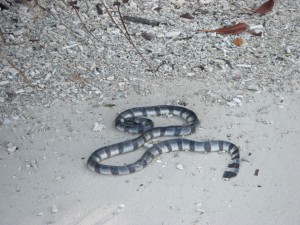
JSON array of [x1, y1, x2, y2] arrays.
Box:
[[0, 51, 33, 87], [101, 0, 154, 71], [69, 1, 102, 42]]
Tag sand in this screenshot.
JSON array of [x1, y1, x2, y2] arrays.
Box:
[[1, 81, 300, 224]]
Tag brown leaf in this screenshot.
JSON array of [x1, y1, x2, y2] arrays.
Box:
[[180, 13, 194, 19], [197, 23, 248, 35], [233, 38, 244, 46], [254, 0, 274, 14]]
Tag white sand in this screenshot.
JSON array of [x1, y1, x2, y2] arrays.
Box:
[[1, 81, 300, 224]]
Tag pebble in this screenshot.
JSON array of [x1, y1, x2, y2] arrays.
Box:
[[51, 205, 58, 213], [118, 204, 125, 209], [227, 97, 242, 107], [106, 75, 115, 81], [7, 143, 17, 153], [24, 86, 34, 93], [165, 31, 181, 38], [249, 24, 265, 35], [15, 89, 25, 94], [3, 67, 18, 76], [176, 164, 184, 170], [45, 73, 52, 81], [0, 81, 10, 86], [7, 146, 17, 153], [248, 84, 260, 91]]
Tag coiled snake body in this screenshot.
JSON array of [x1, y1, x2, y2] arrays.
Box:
[[87, 105, 240, 179]]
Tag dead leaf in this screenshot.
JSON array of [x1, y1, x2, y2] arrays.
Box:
[[197, 23, 248, 35], [254, 0, 274, 14], [180, 13, 194, 19], [233, 38, 244, 46]]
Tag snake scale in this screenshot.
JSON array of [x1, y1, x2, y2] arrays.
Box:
[[87, 105, 240, 179]]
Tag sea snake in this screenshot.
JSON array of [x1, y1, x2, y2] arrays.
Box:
[[87, 105, 240, 179]]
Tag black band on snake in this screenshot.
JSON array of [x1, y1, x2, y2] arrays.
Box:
[[87, 105, 240, 179]]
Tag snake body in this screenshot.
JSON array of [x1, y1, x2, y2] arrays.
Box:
[[87, 105, 240, 179]]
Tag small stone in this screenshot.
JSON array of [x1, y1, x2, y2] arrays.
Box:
[[7, 146, 17, 153], [7, 143, 17, 153], [106, 75, 114, 81], [118, 204, 125, 209], [176, 164, 184, 170], [165, 31, 181, 38], [227, 97, 242, 107], [232, 97, 242, 106], [15, 89, 25, 94], [249, 25, 265, 35], [248, 84, 260, 91], [0, 81, 10, 86], [51, 205, 58, 213], [24, 86, 34, 93], [45, 73, 52, 81], [4, 67, 18, 76]]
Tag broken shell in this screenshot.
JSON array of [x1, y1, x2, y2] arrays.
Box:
[[93, 122, 106, 132]]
